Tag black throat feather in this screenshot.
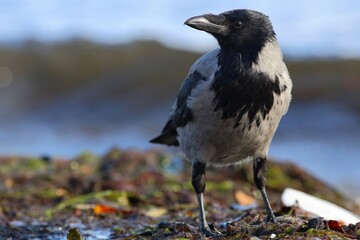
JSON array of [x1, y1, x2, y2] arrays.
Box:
[[211, 49, 282, 128]]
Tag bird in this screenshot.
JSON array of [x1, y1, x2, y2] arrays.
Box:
[[150, 9, 292, 236]]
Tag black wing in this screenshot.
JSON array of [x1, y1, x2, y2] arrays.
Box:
[[150, 70, 205, 146]]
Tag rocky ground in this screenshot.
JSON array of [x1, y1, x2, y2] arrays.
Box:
[[0, 148, 359, 239]]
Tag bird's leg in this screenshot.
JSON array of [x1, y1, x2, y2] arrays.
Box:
[[253, 157, 276, 223], [192, 161, 219, 236]]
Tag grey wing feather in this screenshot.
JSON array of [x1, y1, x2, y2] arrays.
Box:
[[149, 71, 203, 146], [150, 49, 219, 146]]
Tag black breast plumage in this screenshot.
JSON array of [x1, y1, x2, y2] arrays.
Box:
[[211, 53, 284, 128]]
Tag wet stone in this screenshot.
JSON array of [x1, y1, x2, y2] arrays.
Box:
[[308, 217, 325, 230]]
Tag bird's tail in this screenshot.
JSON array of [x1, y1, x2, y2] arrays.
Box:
[[149, 131, 179, 146]]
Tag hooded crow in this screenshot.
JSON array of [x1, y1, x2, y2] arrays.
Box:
[[150, 9, 292, 235]]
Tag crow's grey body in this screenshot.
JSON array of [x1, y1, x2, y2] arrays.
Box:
[[150, 9, 292, 236], [183, 43, 290, 166], [154, 40, 291, 165]]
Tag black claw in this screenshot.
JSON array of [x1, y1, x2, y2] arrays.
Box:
[[265, 213, 277, 223], [201, 227, 222, 237]]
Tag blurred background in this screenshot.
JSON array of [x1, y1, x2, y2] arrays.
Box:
[[0, 0, 359, 199]]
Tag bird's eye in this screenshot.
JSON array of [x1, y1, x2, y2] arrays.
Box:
[[232, 21, 244, 29]]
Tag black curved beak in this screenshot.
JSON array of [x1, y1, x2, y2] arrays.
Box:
[[185, 14, 227, 35]]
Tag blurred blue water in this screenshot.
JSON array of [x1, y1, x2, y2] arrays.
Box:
[[270, 101, 360, 198], [0, 100, 359, 198]]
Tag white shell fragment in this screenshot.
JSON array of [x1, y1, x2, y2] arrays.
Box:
[[281, 188, 360, 225]]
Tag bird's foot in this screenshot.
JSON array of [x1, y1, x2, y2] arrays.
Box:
[[201, 225, 222, 237], [265, 212, 277, 223]]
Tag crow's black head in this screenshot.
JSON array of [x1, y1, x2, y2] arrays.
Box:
[[185, 9, 276, 53]]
